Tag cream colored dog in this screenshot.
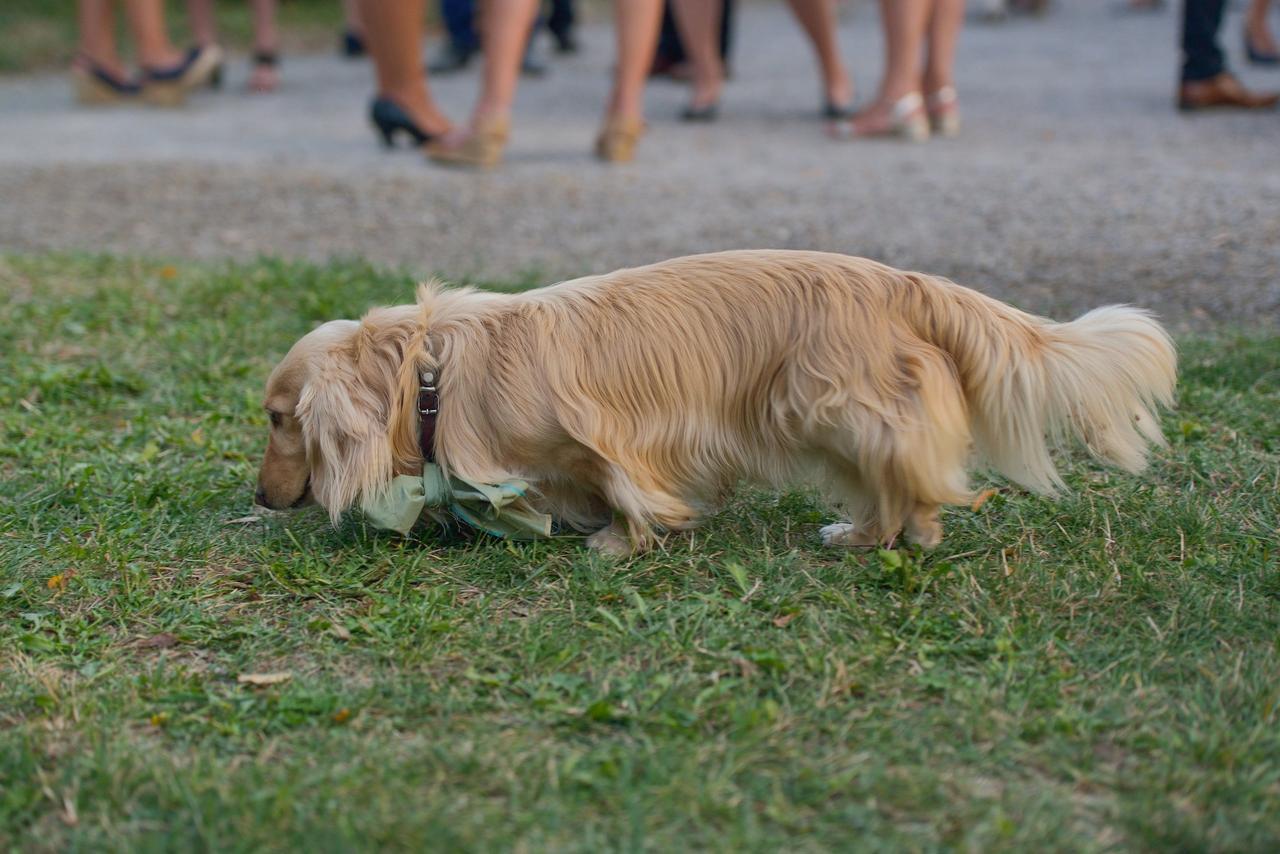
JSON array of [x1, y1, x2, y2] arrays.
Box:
[[255, 250, 1176, 554]]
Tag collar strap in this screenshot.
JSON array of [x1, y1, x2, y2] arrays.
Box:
[[417, 370, 439, 462]]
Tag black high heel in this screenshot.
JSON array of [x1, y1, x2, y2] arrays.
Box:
[[370, 97, 435, 148]]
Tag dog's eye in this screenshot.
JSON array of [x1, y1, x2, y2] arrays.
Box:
[[269, 411, 282, 428]]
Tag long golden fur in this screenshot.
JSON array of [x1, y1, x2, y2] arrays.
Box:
[[256, 250, 1177, 553]]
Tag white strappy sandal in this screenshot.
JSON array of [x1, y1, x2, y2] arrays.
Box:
[[829, 91, 930, 142]]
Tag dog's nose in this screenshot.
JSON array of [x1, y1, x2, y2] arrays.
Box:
[[254, 487, 269, 507]]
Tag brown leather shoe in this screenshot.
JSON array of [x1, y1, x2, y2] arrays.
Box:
[[1178, 72, 1280, 111]]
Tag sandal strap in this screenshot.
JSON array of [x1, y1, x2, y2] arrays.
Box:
[[926, 86, 958, 108], [891, 91, 925, 120]]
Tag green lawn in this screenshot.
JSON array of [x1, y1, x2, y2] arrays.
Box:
[[1, 254, 1277, 851]]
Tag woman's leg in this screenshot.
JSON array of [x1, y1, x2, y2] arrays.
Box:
[[468, 0, 540, 126], [77, 0, 126, 76], [849, 0, 930, 133], [359, 0, 452, 134], [122, 0, 185, 69], [186, 0, 219, 47], [671, 0, 725, 110], [606, 0, 663, 122], [249, 0, 281, 91], [1246, 0, 1278, 55], [922, 0, 964, 94], [342, 0, 364, 35], [786, 0, 853, 108]]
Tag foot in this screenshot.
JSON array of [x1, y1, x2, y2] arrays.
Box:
[[904, 506, 943, 549], [249, 51, 279, 93], [249, 63, 279, 93], [820, 522, 879, 548], [1246, 21, 1280, 64], [681, 75, 723, 121], [586, 522, 633, 556], [1178, 72, 1280, 111], [836, 92, 929, 141], [823, 74, 855, 118], [427, 113, 510, 168]]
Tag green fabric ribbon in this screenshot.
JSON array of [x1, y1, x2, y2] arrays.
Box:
[[362, 462, 553, 539]]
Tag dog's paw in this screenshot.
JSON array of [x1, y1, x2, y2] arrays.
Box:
[[586, 525, 634, 557], [820, 522, 879, 548]]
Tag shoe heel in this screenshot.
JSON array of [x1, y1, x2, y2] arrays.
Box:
[[73, 72, 116, 105], [595, 116, 644, 163], [377, 123, 396, 148], [209, 63, 224, 90], [143, 80, 187, 107]]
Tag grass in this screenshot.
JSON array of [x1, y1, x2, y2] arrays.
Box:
[[1, 253, 1278, 851], [0, 0, 353, 75]]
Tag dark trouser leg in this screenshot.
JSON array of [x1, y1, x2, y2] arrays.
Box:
[[547, 0, 574, 39], [441, 0, 480, 54], [720, 0, 735, 61], [1182, 0, 1227, 81]]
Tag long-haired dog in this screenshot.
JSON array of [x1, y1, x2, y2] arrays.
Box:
[[255, 250, 1176, 554]]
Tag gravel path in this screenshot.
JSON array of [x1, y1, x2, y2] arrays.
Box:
[[1, 1, 1278, 330]]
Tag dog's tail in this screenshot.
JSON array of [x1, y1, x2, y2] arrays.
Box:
[[909, 277, 1177, 494]]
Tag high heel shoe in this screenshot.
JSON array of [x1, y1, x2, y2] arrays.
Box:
[[370, 97, 437, 148], [140, 44, 223, 106], [71, 58, 139, 105], [595, 115, 645, 163], [426, 116, 510, 169], [926, 86, 961, 138], [834, 92, 929, 142], [680, 100, 719, 122]]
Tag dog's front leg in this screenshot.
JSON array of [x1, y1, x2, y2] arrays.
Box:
[[585, 520, 635, 556]]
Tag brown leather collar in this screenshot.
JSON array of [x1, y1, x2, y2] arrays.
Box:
[[417, 370, 439, 463]]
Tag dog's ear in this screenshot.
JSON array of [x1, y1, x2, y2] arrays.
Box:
[[296, 308, 427, 523]]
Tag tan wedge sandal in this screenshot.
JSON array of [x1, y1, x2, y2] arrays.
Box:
[[594, 115, 645, 163], [427, 116, 510, 169], [71, 60, 139, 106]]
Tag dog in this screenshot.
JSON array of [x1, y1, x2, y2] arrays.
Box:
[[255, 250, 1176, 554]]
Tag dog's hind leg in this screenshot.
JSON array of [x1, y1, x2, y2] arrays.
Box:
[[818, 468, 884, 547]]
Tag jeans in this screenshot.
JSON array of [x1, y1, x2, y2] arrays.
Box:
[[1181, 0, 1227, 82]]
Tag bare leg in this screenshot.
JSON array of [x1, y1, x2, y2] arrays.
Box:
[[122, 0, 185, 68], [342, 0, 365, 37], [786, 0, 854, 108], [77, 0, 126, 76], [1246, 0, 1278, 55], [249, 0, 281, 91], [470, 0, 540, 125], [671, 0, 725, 110], [359, 0, 452, 136], [608, 0, 663, 121], [923, 0, 965, 94], [186, 0, 218, 47], [850, 0, 930, 135]]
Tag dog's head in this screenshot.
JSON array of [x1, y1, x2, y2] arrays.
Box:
[[254, 306, 428, 522]]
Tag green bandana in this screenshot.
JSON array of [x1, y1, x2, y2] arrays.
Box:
[[362, 462, 553, 539]]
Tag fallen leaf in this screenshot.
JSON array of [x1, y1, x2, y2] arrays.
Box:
[[331, 623, 352, 640], [136, 632, 177, 650], [970, 488, 998, 512], [332, 708, 351, 724], [772, 613, 798, 628], [159, 265, 178, 280], [149, 712, 169, 727], [237, 672, 291, 686], [46, 574, 65, 590], [223, 515, 265, 526]]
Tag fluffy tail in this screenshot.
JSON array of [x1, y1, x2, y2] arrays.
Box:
[[913, 279, 1177, 494]]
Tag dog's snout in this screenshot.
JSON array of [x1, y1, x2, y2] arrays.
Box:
[[254, 487, 269, 507]]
